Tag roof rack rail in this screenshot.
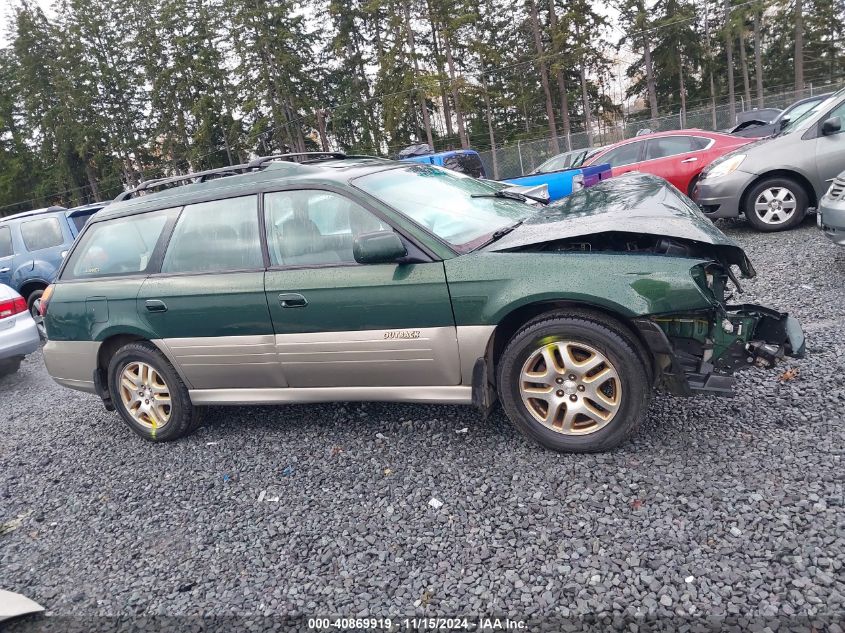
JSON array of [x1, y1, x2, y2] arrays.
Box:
[[113, 163, 252, 202], [246, 152, 347, 169], [113, 152, 351, 202]]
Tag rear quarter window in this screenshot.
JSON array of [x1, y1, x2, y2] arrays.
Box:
[[63, 211, 171, 280], [20, 217, 64, 251], [70, 211, 98, 233], [0, 226, 12, 258]]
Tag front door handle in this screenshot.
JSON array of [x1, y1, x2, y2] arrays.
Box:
[[278, 293, 308, 308], [681, 157, 699, 163], [0, 267, 9, 274], [145, 299, 168, 313]]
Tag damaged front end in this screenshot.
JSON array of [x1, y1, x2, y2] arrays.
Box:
[[635, 264, 806, 396], [485, 173, 806, 396]]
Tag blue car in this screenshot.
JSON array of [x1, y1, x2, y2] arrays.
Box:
[[0, 203, 105, 334], [399, 147, 487, 178], [398, 145, 612, 202]]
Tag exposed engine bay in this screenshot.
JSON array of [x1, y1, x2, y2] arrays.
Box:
[[526, 232, 805, 396], [531, 232, 750, 288]]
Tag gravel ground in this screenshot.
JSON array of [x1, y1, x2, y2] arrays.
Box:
[[2, 216, 844, 632]]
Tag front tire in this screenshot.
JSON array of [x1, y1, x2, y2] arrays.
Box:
[[743, 177, 808, 231], [107, 341, 199, 441], [497, 314, 651, 453]]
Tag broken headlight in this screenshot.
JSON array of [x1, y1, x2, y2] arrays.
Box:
[[691, 263, 730, 304]]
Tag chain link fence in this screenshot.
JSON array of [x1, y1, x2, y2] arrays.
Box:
[[479, 80, 844, 180]]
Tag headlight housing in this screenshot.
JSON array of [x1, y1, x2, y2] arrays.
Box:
[[706, 154, 746, 179], [691, 263, 729, 304]]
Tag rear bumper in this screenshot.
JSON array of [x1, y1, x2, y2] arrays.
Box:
[[693, 171, 755, 219], [43, 340, 101, 393], [818, 195, 845, 245], [0, 313, 40, 361]]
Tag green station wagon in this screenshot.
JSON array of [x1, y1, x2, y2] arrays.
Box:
[[41, 153, 805, 452]]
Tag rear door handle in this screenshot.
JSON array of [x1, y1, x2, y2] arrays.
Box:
[[278, 293, 308, 308], [0, 267, 9, 274], [145, 299, 168, 313], [681, 157, 699, 163]]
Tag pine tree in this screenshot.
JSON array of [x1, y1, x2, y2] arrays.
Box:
[[618, 0, 659, 123]]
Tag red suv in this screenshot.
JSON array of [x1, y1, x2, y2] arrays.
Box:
[[582, 130, 752, 196]]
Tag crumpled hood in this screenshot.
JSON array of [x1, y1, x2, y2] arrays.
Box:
[[485, 173, 756, 277]]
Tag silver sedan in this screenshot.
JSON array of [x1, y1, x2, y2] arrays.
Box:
[[0, 283, 40, 376]]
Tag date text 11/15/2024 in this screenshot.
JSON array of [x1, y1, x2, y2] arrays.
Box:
[[307, 617, 527, 630]]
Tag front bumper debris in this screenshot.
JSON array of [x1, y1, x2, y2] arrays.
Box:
[[636, 304, 805, 396]]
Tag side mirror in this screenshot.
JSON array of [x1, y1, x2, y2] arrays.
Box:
[[821, 116, 842, 136], [353, 230, 407, 264], [779, 116, 791, 130]]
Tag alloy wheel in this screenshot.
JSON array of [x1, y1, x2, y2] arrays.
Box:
[[519, 340, 622, 435], [753, 186, 797, 225], [118, 361, 172, 430]]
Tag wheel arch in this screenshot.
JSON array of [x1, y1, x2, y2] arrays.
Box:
[[739, 169, 818, 216], [486, 299, 657, 384], [97, 333, 147, 374], [95, 332, 193, 393], [18, 278, 50, 303]]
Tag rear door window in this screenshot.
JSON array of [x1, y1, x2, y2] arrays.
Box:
[[644, 136, 696, 160], [64, 211, 171, 279], [161, 195, 262, 274], [0, 226, 13, 258], [20, 217, 64, 251]]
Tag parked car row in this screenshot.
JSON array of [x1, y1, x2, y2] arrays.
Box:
[[818, 171, 845, 245], [0, 283, 40, 377], [581, 129, 750, 197], [531, 87, 845, 233], [726, 93, 831, 138], [694, 88, 845, 231], [0, 202, 105, 374], [0, 203, 106, 329]]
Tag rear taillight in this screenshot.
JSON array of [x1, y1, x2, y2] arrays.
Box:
[[39, 285, 55, 317], [0, 296, 27, 319]]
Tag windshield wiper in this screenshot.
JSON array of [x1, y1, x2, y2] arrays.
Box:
[[471, 220, 525, 251], [471, 190, 528, 202]]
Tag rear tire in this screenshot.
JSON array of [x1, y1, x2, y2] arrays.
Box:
[[497, 313, 651, 453], [107, 341, 199, 441], [743, 177, 808, 231], [26, 289, 46, 340], [687, 174, 701, 198]]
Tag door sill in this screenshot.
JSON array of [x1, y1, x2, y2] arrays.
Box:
[[188, 386, 473, 405]]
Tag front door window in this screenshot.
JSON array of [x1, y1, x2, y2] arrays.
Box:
[[264, 190, 387, 267]]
